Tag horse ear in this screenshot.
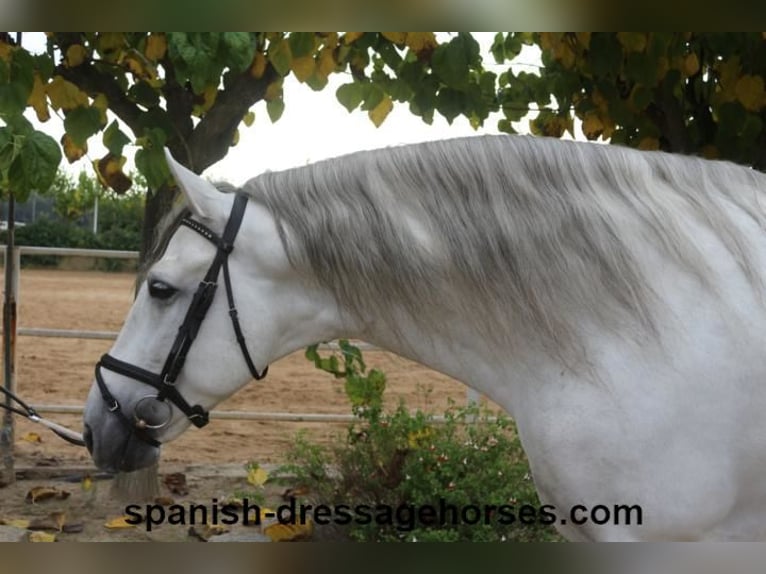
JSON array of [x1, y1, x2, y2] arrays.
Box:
[[164, 148, 220, 220]]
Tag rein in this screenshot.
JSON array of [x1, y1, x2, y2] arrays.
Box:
[[94, 191, 268, 448], [0, 385, 85, 446]]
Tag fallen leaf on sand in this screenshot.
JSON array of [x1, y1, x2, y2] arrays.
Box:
[[25, 486, 71, 503], [104, 515, 138, 529], [28, 531, 57, 542], [0, 517, 30, 528]]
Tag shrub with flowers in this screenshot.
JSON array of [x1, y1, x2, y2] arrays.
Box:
[[277, 340, 563, 542]]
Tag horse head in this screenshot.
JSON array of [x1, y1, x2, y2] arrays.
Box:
[[82, 150, 343, 472]]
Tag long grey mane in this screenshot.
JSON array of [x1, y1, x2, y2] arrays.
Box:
[[158, 135, 766, 357], [244, 135, 766, 355]]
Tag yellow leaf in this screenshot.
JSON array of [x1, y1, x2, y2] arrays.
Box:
[[123, 51, 155, 80], [264, 519, 313, 541], [0, 518, 30, 528], [682, 53, 700, 77], [26, 486, 71, 503], [192, 84, 218, 116], [95, 154, 132, 193], [250, 52, 267, 79], [637, 137, 660, 150], [656, 56, 669, 82], [381, 32, 407, 45], [61, 134, 87, 163], [405, 32, 437, 53], [343, 32, 364, 44], [27, 74, 49, 122], [65, 44, 87, 67], [232, 129, 239, 146], [717, 57, 741, 91], [735, 74, 766, 111], [264, 79, 283, 102], [21, 431, 42, 443], [92, 93, 108, 124], [368, 95, 393, 128], [47, 76, 89, 111], [581, 113, 605, 139], [291, 55, 315, 83], [0, 39, 13, 62], [246, 464, 269, 487], [145, 33, 167, 61], [317, 47, 336, 78], [552, 39, 576, 69], [575, 32, 591, 48], [28, 531, 57, 542], [320, 32, 339, 49], [701, 144, 719, 159], [50, 511, 67, 532], [617, 32, 647, 53], [242, 111, 255, 127], [81, 475, 93, 492], [97, 33, 125, 58], [538, 32, 553, 53], [104, 515, 137, 529]]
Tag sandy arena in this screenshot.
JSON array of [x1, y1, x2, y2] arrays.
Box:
[[7, 268, 476, 469]]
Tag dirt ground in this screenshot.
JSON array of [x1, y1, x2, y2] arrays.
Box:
[[0, 268, 484, 541]]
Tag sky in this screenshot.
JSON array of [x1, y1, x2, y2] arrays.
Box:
[[21, 33, 544, 187]]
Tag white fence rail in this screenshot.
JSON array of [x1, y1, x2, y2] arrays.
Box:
[[3, 245, 482, 422]]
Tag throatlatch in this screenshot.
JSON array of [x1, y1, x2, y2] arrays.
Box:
[[95, 192, 268, 447]]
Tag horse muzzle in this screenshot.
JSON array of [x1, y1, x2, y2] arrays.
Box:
[[83, 393, 161, 472]]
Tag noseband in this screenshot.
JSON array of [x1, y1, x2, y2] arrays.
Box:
[[94, 192, 268, 448]]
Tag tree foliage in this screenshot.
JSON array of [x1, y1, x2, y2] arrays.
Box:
[[0, 32, 501, 254], [492, 32, 766, 170], [4, 32, 766, 256]]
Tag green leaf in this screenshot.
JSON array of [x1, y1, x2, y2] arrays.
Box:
[[431, 33, 480, 90], [103, 120, 131, 156], [436, 88, 464, 123], [288, 33, 315, 58], [221, 32, 255, 73], [63, 106, 103, 146], [268, 39, 292, 77], [127, 81, 160, 108], [336, 82, 365, 112], [7, 130, 62, 198], [167, 32, 224, 94], [136, 128, 170, 189], [266, 98, 284, 123], [0, 50, 34, 117], [361, 84, 384, 111], [490, 32, 506, 63]]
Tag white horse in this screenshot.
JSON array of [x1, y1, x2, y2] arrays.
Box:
[[83, 135, 766, 541]]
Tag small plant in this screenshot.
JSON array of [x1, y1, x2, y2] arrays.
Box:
[[277, 340, 563, 542]]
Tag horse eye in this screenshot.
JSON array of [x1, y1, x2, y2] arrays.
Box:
[[148, 279, 178, 300]]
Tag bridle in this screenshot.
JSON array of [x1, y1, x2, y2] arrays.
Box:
[[94, 191, 268, 448]]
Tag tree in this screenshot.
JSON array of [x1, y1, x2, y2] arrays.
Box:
[[491, 32, 766, 170], [0, 32, 499, 258]]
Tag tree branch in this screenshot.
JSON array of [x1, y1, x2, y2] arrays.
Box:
[[186, 65, 279, 174], [649, 76, 692, 154], [55, 62, 145, 138]]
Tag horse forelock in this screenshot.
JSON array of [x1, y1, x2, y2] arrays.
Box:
[[237, 136, 766, 357]]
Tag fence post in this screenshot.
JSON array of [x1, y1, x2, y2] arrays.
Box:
[[0, 215, 18, 485]]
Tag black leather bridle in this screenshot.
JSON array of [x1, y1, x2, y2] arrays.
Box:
[[94, 192, 268, 448]]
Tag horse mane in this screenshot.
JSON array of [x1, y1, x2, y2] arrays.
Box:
[[240, 135, 766, 355]]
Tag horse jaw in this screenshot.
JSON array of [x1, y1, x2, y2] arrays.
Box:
[[164, 148, 224, 221]]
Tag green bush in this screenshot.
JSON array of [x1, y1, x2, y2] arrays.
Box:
[[276, 341, 563, 542]]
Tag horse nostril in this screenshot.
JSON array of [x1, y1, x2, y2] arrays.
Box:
[[83, 424, 94, 453]]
